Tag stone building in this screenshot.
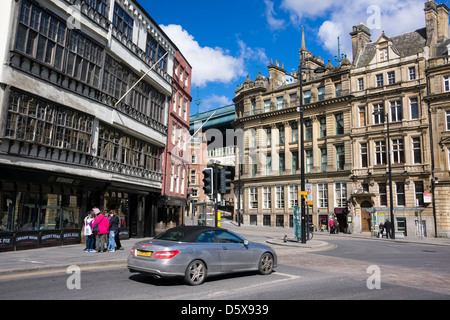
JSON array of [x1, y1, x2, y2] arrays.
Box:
[[232, 0, 450, 237]]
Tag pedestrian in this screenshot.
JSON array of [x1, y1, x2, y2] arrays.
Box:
[[329, 218, 334, 234], [83, 212, 95, 252], [378, 222, 384, 238], [108, 210, 120, 252], [384, 219, 392, 239], [334, 216, 339, 234], [93, 210, 109, 252]]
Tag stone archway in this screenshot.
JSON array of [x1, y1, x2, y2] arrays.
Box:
[[361, 201, 372, 232]]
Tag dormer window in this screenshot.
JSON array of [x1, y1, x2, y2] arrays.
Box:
[[379, 47, 388, 61]]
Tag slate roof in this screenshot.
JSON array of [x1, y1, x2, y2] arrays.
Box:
[[355, 28, 428, 68]]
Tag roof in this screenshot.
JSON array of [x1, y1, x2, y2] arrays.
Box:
[[355, 28, 427, 68], [155, 225, 228, 242]]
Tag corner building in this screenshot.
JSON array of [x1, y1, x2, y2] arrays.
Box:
[[0, 0, 177, 250], [233, 0, 450, 237]]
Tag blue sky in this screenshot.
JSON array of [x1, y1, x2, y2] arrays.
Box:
[[141, 0, 450, 114]]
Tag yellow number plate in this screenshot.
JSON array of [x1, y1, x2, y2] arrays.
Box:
[[137, 250, 152, 257]]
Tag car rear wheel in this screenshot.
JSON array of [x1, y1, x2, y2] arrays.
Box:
[[185, 260, 207, 285], [258, 252, 274, 275]]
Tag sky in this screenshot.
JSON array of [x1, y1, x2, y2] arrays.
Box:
[[140, 0, 450, 115]]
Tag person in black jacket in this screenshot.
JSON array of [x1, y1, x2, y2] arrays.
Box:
[[107, 210, 120, 252], [384, 219, 392, 239]]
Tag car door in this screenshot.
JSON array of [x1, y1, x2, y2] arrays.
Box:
[[195, 230, 224, 275], [213, 230, 253, 272]]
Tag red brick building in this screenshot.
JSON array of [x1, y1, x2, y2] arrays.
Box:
[[159, 50, 192, 226]]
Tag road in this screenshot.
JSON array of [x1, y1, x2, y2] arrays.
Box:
[[1, 232, 450, 302]]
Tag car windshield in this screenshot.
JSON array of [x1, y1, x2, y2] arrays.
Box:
[[155, 230, 185, 241]]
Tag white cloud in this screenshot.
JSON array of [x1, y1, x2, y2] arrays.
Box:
[[264, 0, 286, 31], [280, 0, 427, 59], [202, 94, 233, 110], [161, 24, 246, 88], [162, 24, 268, 90]]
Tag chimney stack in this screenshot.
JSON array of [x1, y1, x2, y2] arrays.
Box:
[[349, 23, 371, 65]]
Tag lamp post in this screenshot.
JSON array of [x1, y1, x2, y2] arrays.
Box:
[[298, 63, 325, 243], [373, 110, 395, 240]]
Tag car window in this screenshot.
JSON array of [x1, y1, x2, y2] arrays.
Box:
[[214, 231, 243, 244], [196, 231, 218, 243], [155, 230, 185, 241]]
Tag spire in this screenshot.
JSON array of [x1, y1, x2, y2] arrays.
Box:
[[194, 87, 201, 116], [301, 26, 307, 52]]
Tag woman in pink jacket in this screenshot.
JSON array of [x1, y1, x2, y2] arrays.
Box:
[[93, 211, 110, 253]]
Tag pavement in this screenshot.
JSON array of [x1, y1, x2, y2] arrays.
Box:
[[1, 219, 450, 278]]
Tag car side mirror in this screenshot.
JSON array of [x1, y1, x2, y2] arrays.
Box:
[[243, 240, 249, 246]]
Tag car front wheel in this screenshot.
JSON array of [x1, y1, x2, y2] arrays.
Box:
[[185, 260, 207, 285], [258, 252, 274, 275]]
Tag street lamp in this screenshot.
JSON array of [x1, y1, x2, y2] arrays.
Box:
[[298, 63, 326, 243], [372, 110, 395, 240]]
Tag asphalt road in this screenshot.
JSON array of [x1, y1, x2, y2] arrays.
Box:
[[1, 236, 449, 302]]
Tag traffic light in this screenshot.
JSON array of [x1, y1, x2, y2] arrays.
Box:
[[202, 168, 213, 195], [219, 167, 232, 194]]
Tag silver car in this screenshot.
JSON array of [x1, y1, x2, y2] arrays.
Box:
[[127, 225, 277, 285]]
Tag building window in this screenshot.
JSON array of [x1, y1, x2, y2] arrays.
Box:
[[336, 145, 345, 171], [83, 0, 109, 17], [359, 106, 366, 127], [335, 83, 342, 97], [190, 170, 196, 184], [373, 103, 385, 124], [291, 122, 298, 142], [278, 124, 285, 144], [321, 148, 327, 172], [396, 182, 405, 206], [264, 99, 271, 113], [113, 3, 134, 41], [16, 0, 67, 70], [409, 67, 416, 80], [289, 93, 297, 107], [358, 78, 364, 91], [414, 181, 424, 207], [376, 74, 384, 87], [335, 113, 344, 135], [279, 153, 285, 175], [265, 127, 271, 147], [251, 99, 256, 115], [249, 187, 258, 209], [412, 137, 421, 164], [410, 98, 419, 119], [379, 183, 387, 206], [446, 111, 450, 131], [318, 183, 328, 208], [292, 152, 298, 174], [6, 90, 93, 153], [379, 48, 388, 61], [335, 182, 347, 208], [319, 117, 327, 138], [303, 90, 311, 104], [444, 76, 450, 92], [288, 185, 298, 208], [392, 139, 404, 164], [277, 96, 283, 110], [387, 71, 395, 84], [275, 186, 284, 209], [67, 31, 103, 88], [266, 157, 271, 176], [306, 150, 313, 173], [375, 141, 387, 165], [263, 187, 271, 209], [318, 87, 325, 101], [305, 119, 312, 141], [251, 163, 257, 178], [361, 143, 368, 168], [390, 100, 402, 122]]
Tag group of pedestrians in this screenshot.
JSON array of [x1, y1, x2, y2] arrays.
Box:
[[83, 207, 124, 253], [328, 215, 340, 234], [378, 219, 393, 239]]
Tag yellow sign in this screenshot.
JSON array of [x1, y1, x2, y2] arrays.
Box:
[[298, 191, 308, 196], [306, 201, 313, 206]]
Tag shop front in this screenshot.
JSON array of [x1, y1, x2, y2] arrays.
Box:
[[0, 166, 160, 251]]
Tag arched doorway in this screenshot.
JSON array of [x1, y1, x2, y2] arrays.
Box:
[[361, 201, 372, 232]]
